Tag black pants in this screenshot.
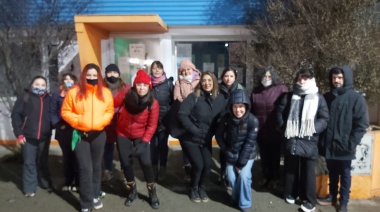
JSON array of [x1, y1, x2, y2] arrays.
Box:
[[284, 154, 316, 206], [117, 135, 154, 183], [181, 141, 212, 188], [150, 130, 169, 167], [327, 159, 352, 205], [57, 128, 79, 187], [75, 131, 105, 209], [21, 137, 52, 194], [258, 136, 282, 181]]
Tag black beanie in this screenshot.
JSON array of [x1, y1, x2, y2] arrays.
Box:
[[105, 64, 120, 75]]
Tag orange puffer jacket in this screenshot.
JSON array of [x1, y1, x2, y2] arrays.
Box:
[[61, 84, 114, 132]]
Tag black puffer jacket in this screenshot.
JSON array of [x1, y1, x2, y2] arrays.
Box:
[[216, 89, 259, 168], [152, 78, 173, 121], [277, 92, 329, 159], [178, 90, 224, 145], [319, 66, 369, 160], [11, 90, 52, 140]]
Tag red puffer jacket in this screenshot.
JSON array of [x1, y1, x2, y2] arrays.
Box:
[[116, 99, 159, 143]]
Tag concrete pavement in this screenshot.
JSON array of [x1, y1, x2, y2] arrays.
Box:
[[0, 145, 379, 212]]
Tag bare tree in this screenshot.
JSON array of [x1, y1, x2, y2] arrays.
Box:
[[0, 0, 93, 112], [241, 0, 380, 100]]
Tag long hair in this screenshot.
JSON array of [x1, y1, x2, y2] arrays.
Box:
[[195, 71, 219, 99], [220, 66, 237, 80], [77, 63, 105, 101], [255, 66, 281, 86]]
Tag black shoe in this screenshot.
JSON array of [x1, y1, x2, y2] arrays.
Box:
[[317, 194, 338, 206], [285, 195, 295, 204], [190, 187, 201, 203], [337, 204, 347, 212], [301, 201, 316, 212], [198, 186, 208, 202], [147, 183, 160, 209], [124, 182, 137, 206]]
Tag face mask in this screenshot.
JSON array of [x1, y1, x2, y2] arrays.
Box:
[[65, 82, 73, 88], [32, 87, 46, 95], [183, 75, 192, 82], [261, 79, 272, 87], [106, 76, 118, 83], [86, 79, 98, 86]]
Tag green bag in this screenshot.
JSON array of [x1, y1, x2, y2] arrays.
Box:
[[72, 129, 82, 151]]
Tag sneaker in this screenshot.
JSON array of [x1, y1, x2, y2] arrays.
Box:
[[337, 204, 347, 212], [190, 187, 201, 203], [93, 198, 103, 210], [301, 201, 316, 212], [98, 191, 106, 199], [62, 186, 71, 192], [317, 194, 337, 206], [285, 195, 295, 204], [198, 187, 208, 202], [71, 186, 78, 192], [24, 192, 35, 197]]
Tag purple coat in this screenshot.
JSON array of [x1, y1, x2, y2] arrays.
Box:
[[251, 84, 288, 139]]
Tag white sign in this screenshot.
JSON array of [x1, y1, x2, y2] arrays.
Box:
[[129, 43, 145, 60], [352, 134, 374, 175]]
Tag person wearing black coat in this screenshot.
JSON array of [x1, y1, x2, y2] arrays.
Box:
[[11, 76, 53, 197], [149, 61, 173, 181], [50, 73, 79, 192], [178, 71, 224, 203], [317, 66, 369, 212], [216, 89, 258, 212], [277, 68, 329, 212]]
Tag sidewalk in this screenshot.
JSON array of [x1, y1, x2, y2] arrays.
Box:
[[0, 145, 379, 212]]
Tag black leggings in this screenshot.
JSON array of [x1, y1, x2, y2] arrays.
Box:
[[117, 135, 155, 183], [181, 141, 212, 188]]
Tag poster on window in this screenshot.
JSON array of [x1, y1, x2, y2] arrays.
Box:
[[129, 43, 146, 60], [351, 134, 373, 175]]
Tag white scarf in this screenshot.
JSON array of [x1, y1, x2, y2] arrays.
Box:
[[285, 78, 319, 139]]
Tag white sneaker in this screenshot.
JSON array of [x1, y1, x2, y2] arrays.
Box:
[[93, 198, 103, 210], [285, 195, 295, 204]]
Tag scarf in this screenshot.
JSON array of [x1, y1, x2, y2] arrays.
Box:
[[285, 78, 319, 139], [151, 72, 167, 86]]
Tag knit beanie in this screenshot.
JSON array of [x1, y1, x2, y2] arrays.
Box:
[[105, 64, 120, 75], [133, 69, 152, 89], [180, 59, 196, 70]]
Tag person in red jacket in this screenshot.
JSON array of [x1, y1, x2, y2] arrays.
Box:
[[114, 69, 160, 209]]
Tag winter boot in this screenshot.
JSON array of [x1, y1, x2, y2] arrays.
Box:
[[124, 181, 137, 206], [147, 183, 160, 209]]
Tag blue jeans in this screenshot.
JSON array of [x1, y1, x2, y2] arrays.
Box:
[[326, 159, 352, 205], [226, 159, 254, 210], [150, 130, 169, 167]]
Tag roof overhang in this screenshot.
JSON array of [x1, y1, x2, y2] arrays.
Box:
[[74, 14, 168, 33]]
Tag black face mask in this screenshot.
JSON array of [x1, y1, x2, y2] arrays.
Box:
[[106, 76, 119, 83], [86, 79, 98, 86]]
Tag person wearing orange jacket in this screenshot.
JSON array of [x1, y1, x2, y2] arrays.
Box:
[[113, 69, 160, 209], [61, 63, 114, 212]]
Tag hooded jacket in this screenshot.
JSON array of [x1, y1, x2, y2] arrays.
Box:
[[215, 89, 259, 168], [11, 90, 52, 140], [319, 66, 369, 160]]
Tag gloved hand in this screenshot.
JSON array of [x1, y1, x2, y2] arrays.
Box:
[[133, 138, 148, 157]]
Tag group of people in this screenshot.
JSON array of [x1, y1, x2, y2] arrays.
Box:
[[10, 58, 368, 212]]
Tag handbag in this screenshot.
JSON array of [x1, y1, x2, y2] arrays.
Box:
[[161, 99, 187, 138]]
